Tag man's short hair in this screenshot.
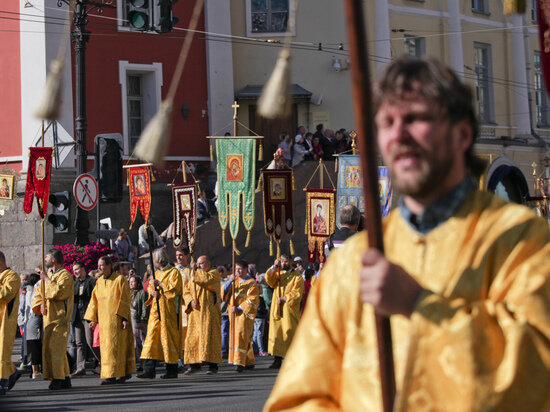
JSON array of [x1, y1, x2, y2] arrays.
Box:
[[374, 57, 486, 177], [99, 255, 113, 266], [119, 228, 126, 235], [280, 254, 290, 261], [339, 205, 361, 227], [73, 262, 84, 270], [235, 260, 248, 269], [176, 246, 190, 255], [316, 124, 323, 131], [48, 248, 64, 264], [153, 248, 170, 267]]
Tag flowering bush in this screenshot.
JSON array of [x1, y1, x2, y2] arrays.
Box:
[[54, 242, 118, 275]]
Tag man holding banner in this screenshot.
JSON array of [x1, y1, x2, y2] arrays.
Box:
[[265, 58, 550, 411]]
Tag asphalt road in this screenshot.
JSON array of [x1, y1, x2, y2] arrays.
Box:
[[4, 340, 278, 411]]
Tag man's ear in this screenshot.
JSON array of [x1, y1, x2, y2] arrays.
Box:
[[453, 120, 473, 153]]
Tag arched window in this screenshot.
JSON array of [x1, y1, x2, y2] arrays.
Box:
[[487, 165, 529, 204]]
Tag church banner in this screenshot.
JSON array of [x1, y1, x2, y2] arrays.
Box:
[[537, 1, 550, 95], [336, 155, 392, 226], [172, 182, 197, 253], [305, 189, 335, 263], [216, 138, 256, 247], [24, 147, 54, 218], [128, 165, 151, 229], [261, 169, 294, 255]]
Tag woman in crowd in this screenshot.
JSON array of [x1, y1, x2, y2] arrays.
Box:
[[25, 273, 42, 379], [129, 274, 148, 371]]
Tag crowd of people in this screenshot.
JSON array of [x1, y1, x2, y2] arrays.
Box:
[[278, 124, 355, 168], [0, 206, 362, 392]]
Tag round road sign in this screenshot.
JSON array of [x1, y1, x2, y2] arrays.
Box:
[[73, 173, 99, 211]]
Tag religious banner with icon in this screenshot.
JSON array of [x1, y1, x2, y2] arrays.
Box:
[[336, 155, 392, 226], [261, 169, 295, 256], [127, 165, 151, 229], [172, 182, 197, 253], [215, 138, 257, 249], [23, 147, 54, 218], [305, 188, 336, 263], [537, 1, 550, 96]]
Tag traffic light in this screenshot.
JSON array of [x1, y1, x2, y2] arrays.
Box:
[[97, 137, 123, 203], [154, 0, 179, 33], [127, 0, 151, 30], [48, 191, 70, 233]]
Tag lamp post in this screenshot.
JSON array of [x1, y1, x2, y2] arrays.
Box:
[[58, 0, 115, 245]]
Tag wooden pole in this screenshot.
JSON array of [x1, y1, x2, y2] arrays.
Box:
[[319, 159, 324, 189], [40, 120, 46, 312], [343, 1, 396, 411], [230, 247, 236, 363], [182, 161, 187, 183], [147, 227, 162, 322]]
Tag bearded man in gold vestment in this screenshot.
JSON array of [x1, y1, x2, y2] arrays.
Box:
[[266, 58, 550, 411], [183, 255, 222, 375], [265, 255, 304, 370], [222, 260, 260, 372], [85, 256, 135, 385], [138, 248, 183, 379], [32, 248, 74, 391], [0, 251, 21, 395]]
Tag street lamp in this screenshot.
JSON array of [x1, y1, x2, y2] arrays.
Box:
[[57, 0, 115, 245]]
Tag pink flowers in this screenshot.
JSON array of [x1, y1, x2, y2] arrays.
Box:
[[54, 242, 118, 275]]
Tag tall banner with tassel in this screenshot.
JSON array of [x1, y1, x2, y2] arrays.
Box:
[[24, 147, 54, 218], [336, 155, 393, 226], [127, 165, 152, 229], [215, 138, 257, 251], [261, 169, 295, 256], [172, 182, 197, 253], [305, 189, 336, 263]]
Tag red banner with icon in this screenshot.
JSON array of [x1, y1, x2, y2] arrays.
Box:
[[23, 147, 54, 218], [128, 165, 151, 229]]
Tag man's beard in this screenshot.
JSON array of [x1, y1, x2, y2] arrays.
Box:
[[387, 140, 454, 198]]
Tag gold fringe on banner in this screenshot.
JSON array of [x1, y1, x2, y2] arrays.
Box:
[[233, 239, 241, 255], [151, 170, 156, 182], [126, 172, 130, 186], [210, 144, 214, 161], [504, 0, 526, 15], [289, 239, 295, 255], [335, 157, 338, 173], [258, 143, 263, 161], [276, 241, 281, 259], [222, 230, 226, 247], [269, 237, 274, 256], [257, 176, 263, 191], [245, 230, 251, 247]]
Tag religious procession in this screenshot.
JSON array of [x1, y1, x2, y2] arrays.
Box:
[[2, 0, 550, 411]]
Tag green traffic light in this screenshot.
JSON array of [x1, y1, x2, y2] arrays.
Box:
[[129, 11, 148, 29]]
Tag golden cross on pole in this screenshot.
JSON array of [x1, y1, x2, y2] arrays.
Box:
[[232, 100, 240, 135]]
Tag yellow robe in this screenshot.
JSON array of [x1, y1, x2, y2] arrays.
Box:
[[84, 272, 135, 379], [32, 268, 74, 380], [223, 277, 260, 366], [141, 265, 183, 364], [0, 269, 20, 379], [265, 190, 550, 411], [177, 265, 192, 352], [265, 267, 304, 357], [184, 268, 222, 364]]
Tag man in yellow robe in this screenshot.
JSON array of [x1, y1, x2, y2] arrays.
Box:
[[265, 255, 304, 369], [174, 247, 192, 366], [222, 260, 260, 372], [183, 255, 222, 374], [32, 248, 74, 390], [84, 256, 135, 384], [0, 251, 21, 395], [138, 248, 182, 379], [265, 58, 550, 411]]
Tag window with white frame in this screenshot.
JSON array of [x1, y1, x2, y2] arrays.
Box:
[[119, 61, 163, 155], [403, 35, 425, 58], [534, 52, 550, 127], [246, 0, 295, 37], [471, 0, 489, 14], [474, 43, 494, 124]]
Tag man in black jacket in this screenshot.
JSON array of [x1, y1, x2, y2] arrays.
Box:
[[325, 205, 361, 257], [70, 262, 96, 377]]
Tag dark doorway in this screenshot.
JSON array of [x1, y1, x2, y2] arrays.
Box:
[[249, 103, 298, 165]]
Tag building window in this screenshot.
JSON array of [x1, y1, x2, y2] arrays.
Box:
[[471, 0, 489, 14], [403, 36, 425, 58], [246, 0, 295, 37], [534, 52, 550, 127], [531, 0, 538, 22], [474, 43, 494, 124], [119, 61, 163, 155]]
